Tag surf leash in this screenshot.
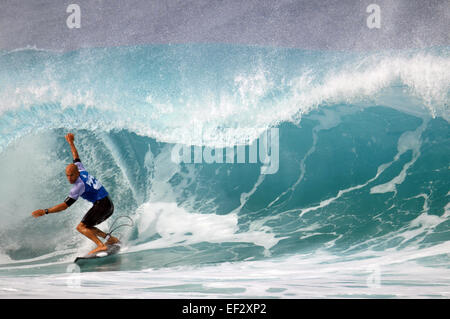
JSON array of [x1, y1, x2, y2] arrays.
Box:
[[105, 215, 134, 241]]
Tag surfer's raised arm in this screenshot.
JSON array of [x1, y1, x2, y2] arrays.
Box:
[[65, 133, 80, 161], [31, 159, 81, 218], [31, 134, 80, 218]]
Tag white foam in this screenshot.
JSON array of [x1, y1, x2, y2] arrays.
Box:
[[2, 243, 449, 298], [298, 118, 429, 216], [0, 252, 12, 264], [1, 49, 448, 152], [130, 201, 279, 253], [0, 132, 64, 228], [370, 120, 427, 195]]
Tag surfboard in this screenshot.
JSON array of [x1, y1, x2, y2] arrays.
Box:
[[74, 243, 121, 263]]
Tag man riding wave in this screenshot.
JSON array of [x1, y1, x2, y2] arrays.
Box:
[[32, 133, 119, 255]]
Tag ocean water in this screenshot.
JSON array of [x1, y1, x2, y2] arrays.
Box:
[[0, 44, 449, 298]]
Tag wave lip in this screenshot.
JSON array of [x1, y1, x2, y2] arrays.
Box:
[[0, 45, 449, 152]]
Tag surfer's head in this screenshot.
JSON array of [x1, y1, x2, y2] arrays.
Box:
[[65, 164, 80, 184]]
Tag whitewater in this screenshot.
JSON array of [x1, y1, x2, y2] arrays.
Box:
[[0, 44, 449, 298]]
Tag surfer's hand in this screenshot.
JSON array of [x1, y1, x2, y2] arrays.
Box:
[[32, 209, 45, 218], [65, 133, 75, 144]]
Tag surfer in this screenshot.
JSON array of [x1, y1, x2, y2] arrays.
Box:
[[31, 133, 120, 255]]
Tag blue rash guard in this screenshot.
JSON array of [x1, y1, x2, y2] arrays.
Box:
[[67, 159, 108, 204]]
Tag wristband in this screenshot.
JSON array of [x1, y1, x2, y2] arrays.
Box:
[[44, 209, 49, 215]]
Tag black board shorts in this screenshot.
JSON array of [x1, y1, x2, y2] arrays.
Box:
[[81, 196, 114, 227]]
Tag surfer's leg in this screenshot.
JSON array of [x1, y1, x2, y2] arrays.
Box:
[[91, 196, 119, 244], [91, 227, 120, 245], [91, 227, 107, 239], [76, 222, 107, 254], [105, 234, 120, 245], [79, 196, 118, 251]]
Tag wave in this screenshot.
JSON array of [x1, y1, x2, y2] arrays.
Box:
[[0, 44, 449, 272]]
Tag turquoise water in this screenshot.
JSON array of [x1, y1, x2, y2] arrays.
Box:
[[0, 44, 449, 298]]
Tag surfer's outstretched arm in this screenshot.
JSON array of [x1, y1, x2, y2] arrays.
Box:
[[65, 133, 80, 160], [31, 202, 68, 218]]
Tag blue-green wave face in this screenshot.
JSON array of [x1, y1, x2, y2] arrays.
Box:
[[0, 44, 449, 273]]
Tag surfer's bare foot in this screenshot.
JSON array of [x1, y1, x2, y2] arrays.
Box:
[[88, 244, 107, 255], [106, 235, 120, 245]]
